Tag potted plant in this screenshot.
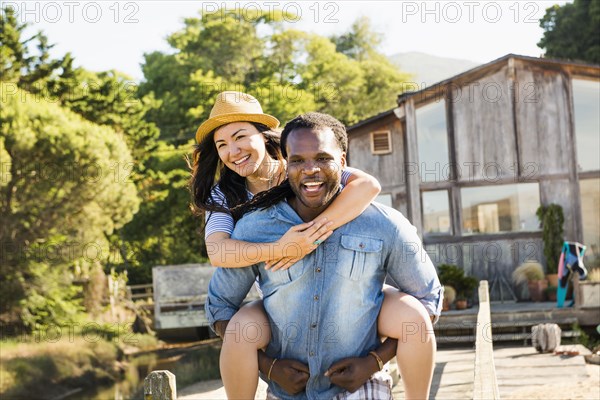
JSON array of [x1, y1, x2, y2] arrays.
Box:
[[512, 260, 547, 302], [443, 285, 456, 311], [438, 264, 478, 309], [575, 268, 600, 308], [536, 204, 564, 287], [545, 285, 558, 302]]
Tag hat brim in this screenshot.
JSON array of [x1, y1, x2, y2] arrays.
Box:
[[195, 113, 280, 143]]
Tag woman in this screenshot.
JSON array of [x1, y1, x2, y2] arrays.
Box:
[[190, 92, 436, 399]]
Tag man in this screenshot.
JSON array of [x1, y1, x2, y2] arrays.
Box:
[[207, 112, 443, 399]]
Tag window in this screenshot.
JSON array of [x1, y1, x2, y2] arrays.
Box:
[[572, 79, 600, 172], [461, 183, 540, 234], [580, 179, 600, 268], [415, 100, 449, 183], [422, 190, 452, 235], [370, 131, 392, 154]]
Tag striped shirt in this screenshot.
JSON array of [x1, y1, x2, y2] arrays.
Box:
[[205, 168, 354, 239]]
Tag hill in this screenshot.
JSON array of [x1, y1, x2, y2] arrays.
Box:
[[389, 52, 481, 88]]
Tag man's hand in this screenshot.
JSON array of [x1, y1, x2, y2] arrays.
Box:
[[325, 355, 378, 393], [270, 358, 310, 395]]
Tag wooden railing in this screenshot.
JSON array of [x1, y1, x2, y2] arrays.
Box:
[[473, 280, 501, 400], [126, 283, 153, 301]]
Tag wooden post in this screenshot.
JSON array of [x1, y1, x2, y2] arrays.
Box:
[[473, 280, 500, 400], [144, 370, 176, 400]]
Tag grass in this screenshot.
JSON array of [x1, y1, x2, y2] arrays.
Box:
[[0, 332, 159, 399]]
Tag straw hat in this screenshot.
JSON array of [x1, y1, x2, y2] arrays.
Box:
[[195, 91, 280, 143]]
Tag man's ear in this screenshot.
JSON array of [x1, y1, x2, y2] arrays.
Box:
[[340, 152, 346, 170]]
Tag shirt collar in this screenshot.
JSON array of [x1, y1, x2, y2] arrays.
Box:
[[267, 186, 343, 225]]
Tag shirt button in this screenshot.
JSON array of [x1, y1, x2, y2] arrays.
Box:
[[314, 295, 319, 301], [311, 323, 317, 328], [310, 351, 315, 357], [316, 267, 321, 273]]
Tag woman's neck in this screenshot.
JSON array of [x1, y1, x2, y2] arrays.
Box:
[[245, 157, 284, 194]]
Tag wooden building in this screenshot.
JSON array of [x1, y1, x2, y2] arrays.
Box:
[[347, 54, 600, 300]]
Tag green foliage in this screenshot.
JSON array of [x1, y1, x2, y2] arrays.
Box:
[[0, 84, 139, 327], [0, 7, 74, 95], [0, 337, 120, 398], [538, 0, 600, 64], [536, 204, 564, 274], [571, 322, 600, 351], [332, 17, 382, 61], [140, 8, 411, 141], [108, 140, 207, 284], [437, 264, 478, 300]]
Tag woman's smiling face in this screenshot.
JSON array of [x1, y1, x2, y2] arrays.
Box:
[[213, 122, 269, 177]]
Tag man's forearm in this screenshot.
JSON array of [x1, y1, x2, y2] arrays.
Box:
[[214, 320, 229, 339], [372, 337, 398, 365], [258, 350, 273, 375]]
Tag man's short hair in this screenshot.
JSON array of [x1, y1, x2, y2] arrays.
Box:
[[280, 112, 348, 157]]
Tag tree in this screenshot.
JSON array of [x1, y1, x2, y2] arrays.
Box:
[[331, 17, 382, 62], [1, 6, 71, 94], [140, 8, 412, 138], [538, 0, 600, 64], [109, 141, 207, 284], [0, 85, 140, 328]]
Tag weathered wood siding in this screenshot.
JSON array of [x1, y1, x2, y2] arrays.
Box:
[[515, 64, 573, 176], [453, 66, 518, 182], [347, 114, 408, 215]]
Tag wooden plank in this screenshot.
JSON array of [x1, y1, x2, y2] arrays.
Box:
[[473, 281, 501, 400], [403, 98, 423, 236]]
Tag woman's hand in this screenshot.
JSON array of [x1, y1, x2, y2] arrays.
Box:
[[265, 218, 333, 271]]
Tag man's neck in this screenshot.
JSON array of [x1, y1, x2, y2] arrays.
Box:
[[288, 197, 327, 222]]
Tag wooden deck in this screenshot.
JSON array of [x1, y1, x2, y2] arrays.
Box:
[[436, 301, 600, 345], [177, 344, 598, 399]]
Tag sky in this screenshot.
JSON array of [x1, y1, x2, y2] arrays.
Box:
[[4, 0, 570, 81]]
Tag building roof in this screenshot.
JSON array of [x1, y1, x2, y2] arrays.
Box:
[[397, 53, 600, 105], [348, 53, 600, 132], [347, 108, 395, 132]]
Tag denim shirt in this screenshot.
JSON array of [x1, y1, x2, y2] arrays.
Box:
[[206, 200, 443, 400]]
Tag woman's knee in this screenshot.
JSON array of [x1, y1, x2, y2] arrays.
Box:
[[223, 301, 271, 348], [379, 289, 432, 338]]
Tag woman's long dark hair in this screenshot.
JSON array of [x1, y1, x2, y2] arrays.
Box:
[[189, 122, 285, 217]]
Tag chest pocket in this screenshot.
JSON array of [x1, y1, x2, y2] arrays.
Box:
[[261, 258, 307, 287], [336, 234, 383, 281]]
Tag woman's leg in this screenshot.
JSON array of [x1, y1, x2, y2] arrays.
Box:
[[220, 300, 271, 399], [378, 287, 436, 400]]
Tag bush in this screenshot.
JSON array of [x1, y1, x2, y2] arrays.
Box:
[[512, 261, 545, 286], [438, 264, 478, 300], [536, 204, 564, 274]]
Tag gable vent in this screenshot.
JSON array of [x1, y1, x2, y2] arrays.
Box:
[[370, 131, 392, 155]]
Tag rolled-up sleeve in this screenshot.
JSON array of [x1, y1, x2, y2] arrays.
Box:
[[205, 265, 258, 331], [385, 213, 444, 323]]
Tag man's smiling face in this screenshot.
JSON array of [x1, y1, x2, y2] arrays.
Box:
[[285, 127, 346, 221]]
